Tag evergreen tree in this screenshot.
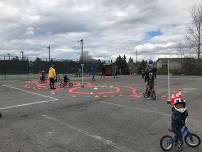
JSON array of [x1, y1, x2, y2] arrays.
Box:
[[138, 60, 147, 74]]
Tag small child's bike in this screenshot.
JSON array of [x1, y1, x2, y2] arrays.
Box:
[[58, 79, 73, 88], [143, 87, 156, 100], [160, 124, 201, 151]]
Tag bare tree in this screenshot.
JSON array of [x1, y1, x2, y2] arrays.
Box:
[[186, 5, 202, 61], [80, 51, 95, 63], [177, 43, 185, 59]]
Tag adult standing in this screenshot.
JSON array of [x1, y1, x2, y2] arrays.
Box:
[[48, 65, 56, 89], [101, 65, 105, 78], [91, 65, 96, 81], [112, 63, 116, 79]]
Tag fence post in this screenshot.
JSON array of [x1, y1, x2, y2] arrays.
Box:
[[4, 56, 6, 80], [27, 61, 29, 80]]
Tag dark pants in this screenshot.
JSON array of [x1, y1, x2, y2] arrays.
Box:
[[174, 127, 183, 145], [92, 75, 95, 81], [145, 82, 154, 95], [50, 78, 55, 89]]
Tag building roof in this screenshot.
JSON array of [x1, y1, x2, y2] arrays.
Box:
[[156, 58, 195, 63]]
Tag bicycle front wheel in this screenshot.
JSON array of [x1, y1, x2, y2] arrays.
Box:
[[60, 83, 64, 88], [184, 133, 201, 147], [160, 135, 174, 151]]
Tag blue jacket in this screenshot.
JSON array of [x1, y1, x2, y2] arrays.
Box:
[[171, 107, 188, 130], [91, 66, 96, 75]]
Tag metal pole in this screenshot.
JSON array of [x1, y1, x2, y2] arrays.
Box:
[[80, 39, 84, 88], [136, 49, 137, 63], [81, 39, 84, 64], [81, 64, 84, 87], [8, 53, 10, 60], [48, 45, 50, 63], [4, 56, 6, 80], [21, 51, 24, 60], [47, 45, 50, 63], [168, 59, 170, 102]]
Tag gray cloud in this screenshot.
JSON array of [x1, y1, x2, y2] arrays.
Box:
[[0, 0, 200, 61]]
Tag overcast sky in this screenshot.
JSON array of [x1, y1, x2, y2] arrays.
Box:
[[0, 0, 200, 61]]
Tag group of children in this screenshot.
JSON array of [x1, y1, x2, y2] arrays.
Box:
[[39, 66, 188, 152], [39, 67, 70, 89]]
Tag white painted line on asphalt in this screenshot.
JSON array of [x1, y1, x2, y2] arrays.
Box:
[[2, 84, 58, 100], [101, 101, 170, 117], [183, 88, 197, 91], [42, 114, 135, 152], [0, 99, 58, 110], [100, 101, 202, 124]]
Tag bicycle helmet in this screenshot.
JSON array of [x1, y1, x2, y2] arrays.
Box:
[[174, 98, 186, 113], [149, 72, 153, 78]]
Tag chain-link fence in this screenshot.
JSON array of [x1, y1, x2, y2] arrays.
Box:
[[0, 57, 102, 80]]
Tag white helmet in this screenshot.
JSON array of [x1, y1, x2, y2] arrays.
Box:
[[149, 72, 153, 78], [174, 98, 186, 113]]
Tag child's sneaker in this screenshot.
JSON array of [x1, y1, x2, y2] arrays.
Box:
[[175, 143, 183, 152]]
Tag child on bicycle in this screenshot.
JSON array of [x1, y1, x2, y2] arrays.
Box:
[[63, 74, 70, 83], [171, 98, 188, 151], [144, 72, 154, 98]]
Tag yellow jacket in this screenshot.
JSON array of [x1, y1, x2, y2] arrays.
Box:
[[48, 67, 56, 79]]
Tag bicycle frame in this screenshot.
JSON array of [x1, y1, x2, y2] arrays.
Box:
[[168, 126, 192, 145]]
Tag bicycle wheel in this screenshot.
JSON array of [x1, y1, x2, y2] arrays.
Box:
[[160, 135, 174, 151], [143, 93, 146, 98], [68, 83, 73, 87], [60, 83, 64, 88], [152, 96, 156, 100], [184, 133, 201, 147]]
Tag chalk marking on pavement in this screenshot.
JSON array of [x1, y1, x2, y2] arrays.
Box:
[[100, 101, 202, 124], [0, 99, 58, 110], [2, 84, 58, 100], [42, 114, 135, 152]]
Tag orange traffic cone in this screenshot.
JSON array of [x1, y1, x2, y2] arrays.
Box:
[[170, 93, 175, 105], [51, 90, 55, 95], [176, 92, 179, 98], [178, 90, 183, 98]]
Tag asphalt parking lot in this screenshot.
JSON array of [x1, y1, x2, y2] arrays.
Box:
[[0, 75, 201, 152]]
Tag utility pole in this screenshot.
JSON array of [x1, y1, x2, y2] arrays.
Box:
[[136, 49, 137, 63]]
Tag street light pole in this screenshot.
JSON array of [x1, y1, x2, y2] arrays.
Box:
[[78, 39, 84, 88], [168, 59, 170, 102], [167, 49, 172, 103], [47, 45, 50, 63], [7, 53, 10, 60], [80, 39, 84, 63], [20, 51, 24, 60]]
